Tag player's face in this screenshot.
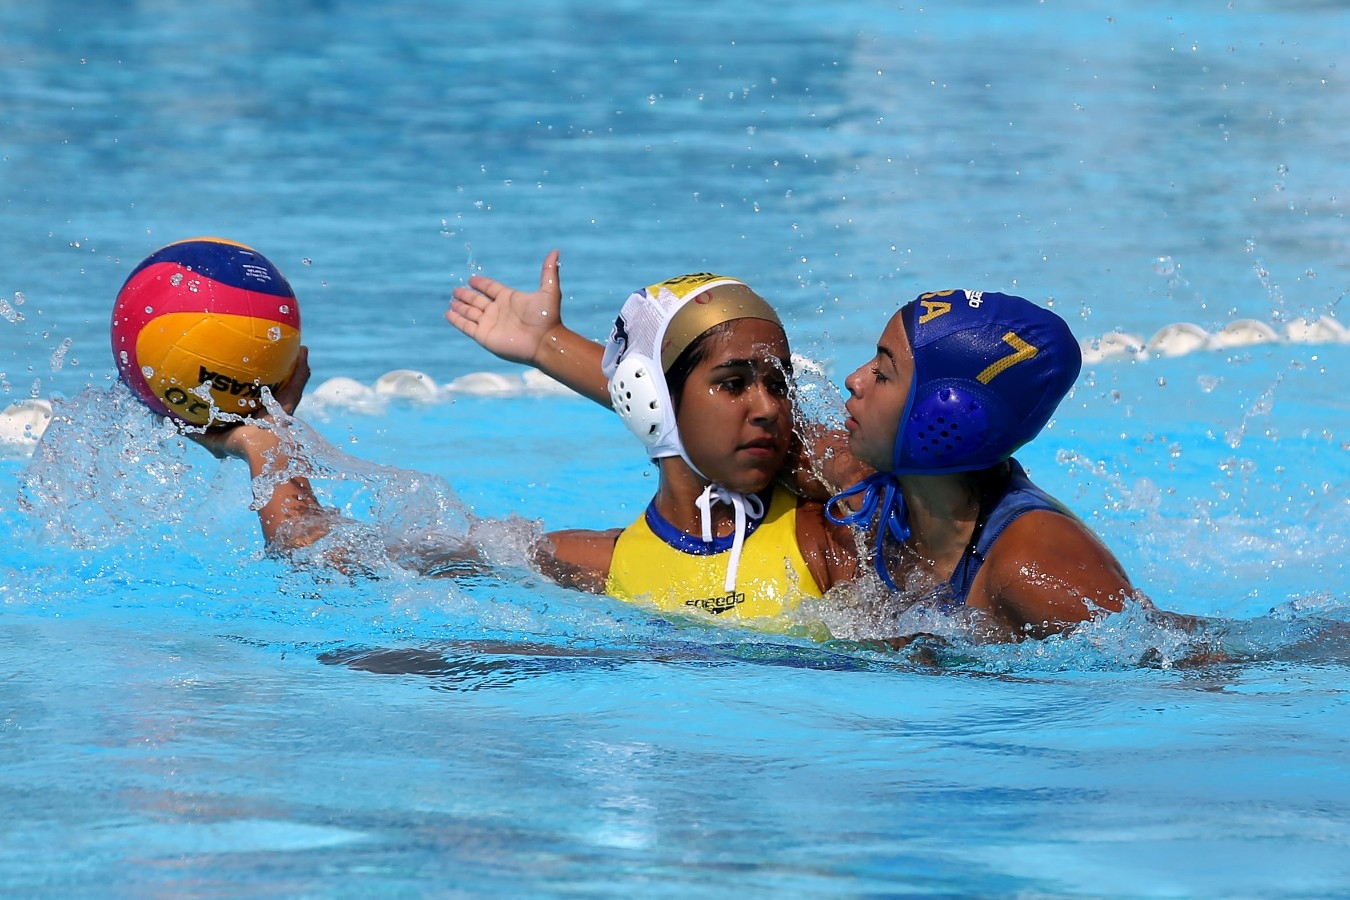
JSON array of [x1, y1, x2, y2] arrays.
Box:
[[842, 310, 913, 472], [675, 319, 793, 495]]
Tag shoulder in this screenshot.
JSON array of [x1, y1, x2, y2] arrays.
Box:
[[794, 496, 859, 591], [538, 528, 623, 594], [973, 509, 1134, 637]]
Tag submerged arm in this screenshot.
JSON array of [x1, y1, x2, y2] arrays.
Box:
[[447, 250, 610, 406]]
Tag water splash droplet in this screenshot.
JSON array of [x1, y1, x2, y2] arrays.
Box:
[[49, 338, 72, 373], [0, 296, 22, 324]]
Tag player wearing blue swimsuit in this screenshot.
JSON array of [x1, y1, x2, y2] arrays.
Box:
[[829, 290, 1140, 639]]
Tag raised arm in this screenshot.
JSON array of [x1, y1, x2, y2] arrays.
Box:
[[447, 250, 610, 406]]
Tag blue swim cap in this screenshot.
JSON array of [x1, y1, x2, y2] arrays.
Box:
[[890, 289, 1081, 474]]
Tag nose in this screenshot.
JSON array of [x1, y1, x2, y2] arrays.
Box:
[[746, 380, 784, 424], [844, 364, 866, 397]]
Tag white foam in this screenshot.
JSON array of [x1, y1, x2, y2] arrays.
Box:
[[0, 399, 53, 455]]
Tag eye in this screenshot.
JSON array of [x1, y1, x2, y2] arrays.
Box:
[[717, 375, 746, 393], [871, 365, 888, 384]]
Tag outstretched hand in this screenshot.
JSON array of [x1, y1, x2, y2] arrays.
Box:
[[271, 344, 311, 417], [447, 250, 563, 366]]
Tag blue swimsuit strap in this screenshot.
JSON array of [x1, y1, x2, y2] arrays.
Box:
[[945, 460, 1070, 607]]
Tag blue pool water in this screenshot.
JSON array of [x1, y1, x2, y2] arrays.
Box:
[[4, 1, 1350, 895]]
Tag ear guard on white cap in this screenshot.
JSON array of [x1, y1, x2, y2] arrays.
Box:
[[607, 353, 672, 449]]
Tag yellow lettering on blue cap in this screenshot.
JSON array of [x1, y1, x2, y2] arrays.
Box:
[[918, 299, 951, 324], [977, 331, 1039, 384], [917, 290, 959, 324]]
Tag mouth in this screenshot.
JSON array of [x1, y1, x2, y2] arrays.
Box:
[[738, 437, 782, 458], [843, 401, 859, 432]]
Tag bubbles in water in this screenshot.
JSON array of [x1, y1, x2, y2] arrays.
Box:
[[170, 273, 183, 287], [144, 306, 154, 314], [141, 365, 155, 378], [279, 304, 290, 314], [302, 259, 312, 267], [268, 326, 282, 341], [1152, 256, 1176, 276]]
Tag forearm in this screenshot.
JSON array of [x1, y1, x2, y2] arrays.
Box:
[[532, 326, 610, 407], [229, 425, 332, 550]]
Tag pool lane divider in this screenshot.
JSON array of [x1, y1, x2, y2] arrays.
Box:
[[3, 315, 1348, 454]]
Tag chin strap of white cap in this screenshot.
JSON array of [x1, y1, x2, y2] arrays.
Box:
[[694, 485, 766, 593]]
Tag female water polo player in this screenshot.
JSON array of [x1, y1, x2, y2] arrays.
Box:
[[827, 290, 1138, 640], [198, 272, 859, 625], [537, 270, 858, 615], [450, 254, 1141, 640]]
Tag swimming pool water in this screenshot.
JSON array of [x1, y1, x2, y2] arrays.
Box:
[[4, 0, 1350, 896]]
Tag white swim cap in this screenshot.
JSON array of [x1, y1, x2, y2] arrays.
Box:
[[601, 273, 781, 467]]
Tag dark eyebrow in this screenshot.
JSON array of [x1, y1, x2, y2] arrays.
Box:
[[712, 357, 794, 375]]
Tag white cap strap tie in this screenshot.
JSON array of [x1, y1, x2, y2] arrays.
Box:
[[694, 485, 766, 593]]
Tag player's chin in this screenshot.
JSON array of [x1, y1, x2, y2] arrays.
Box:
[[725, 459, 782, 495]]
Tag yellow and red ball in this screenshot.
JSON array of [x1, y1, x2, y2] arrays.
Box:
[[111, 238, 302, 426]]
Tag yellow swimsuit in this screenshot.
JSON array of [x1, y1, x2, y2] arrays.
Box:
[[605, 484, 823, 621]]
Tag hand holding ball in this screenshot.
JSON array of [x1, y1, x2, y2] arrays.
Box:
[[111, 238, 302, 427]]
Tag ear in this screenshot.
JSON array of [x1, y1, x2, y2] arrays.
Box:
[[901, 384, 990, 470], [608, 354, 667, 447]]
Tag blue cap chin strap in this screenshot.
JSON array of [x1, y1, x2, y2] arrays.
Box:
[[826, 471, 909, 591]]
